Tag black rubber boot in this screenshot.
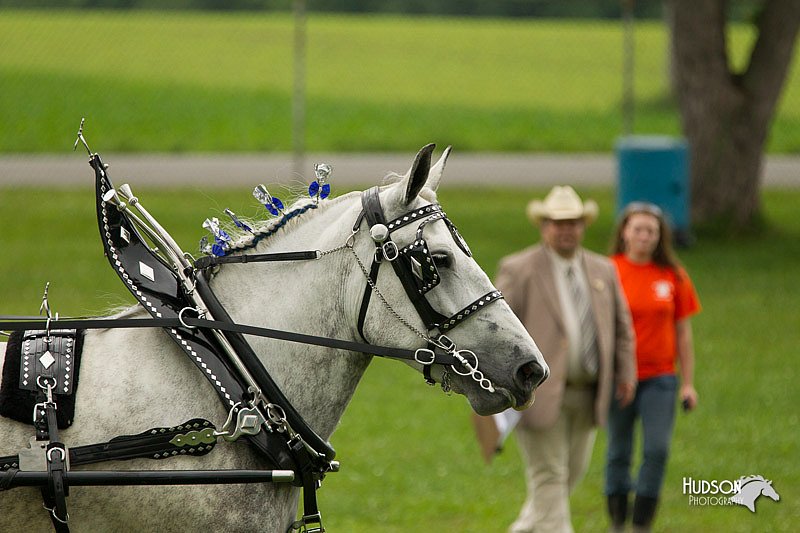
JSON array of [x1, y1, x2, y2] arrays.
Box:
[[632, 495, 659, 533], [607, 494, 628, 532]]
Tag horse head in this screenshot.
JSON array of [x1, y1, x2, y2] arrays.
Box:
[[733, 475, 781, 512], [357, 144, 549, 415], [760, 479, 780, 502]]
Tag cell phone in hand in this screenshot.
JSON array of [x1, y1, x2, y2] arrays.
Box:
[[682, 398, 691, 412]]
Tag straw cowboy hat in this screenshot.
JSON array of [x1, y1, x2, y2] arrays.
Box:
[[526, 185, 599, 225]]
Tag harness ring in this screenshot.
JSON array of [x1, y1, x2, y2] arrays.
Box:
[[43, 504, 69, 524], [46, 446, 66, 463], [36, 375, 57, 391], [450, 349, 478, 376], [178, 307, 203, 329], [265, 403, 287, 426]]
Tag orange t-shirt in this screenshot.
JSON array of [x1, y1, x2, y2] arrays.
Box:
[[612, 254, 701, 380]]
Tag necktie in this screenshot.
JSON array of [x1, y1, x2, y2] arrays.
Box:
[[566, 265, 598, 374]]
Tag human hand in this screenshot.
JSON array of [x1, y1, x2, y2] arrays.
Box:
[[616, 381, 636, 407], [680, 384, 698, 412]]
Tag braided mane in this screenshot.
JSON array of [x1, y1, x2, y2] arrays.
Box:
[[738, 474, 769, 485], [209, 191, 346, 255]]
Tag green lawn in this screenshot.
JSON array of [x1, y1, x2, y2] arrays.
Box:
[[1, 9, 799, 153], [0, 182, 797, 531]]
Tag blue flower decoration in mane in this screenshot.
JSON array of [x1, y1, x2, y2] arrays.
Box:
[[201, 217, 231, 257], [224, 208, 253, 234], [308, 163, 332, 203], [253, 184, 284, 216]]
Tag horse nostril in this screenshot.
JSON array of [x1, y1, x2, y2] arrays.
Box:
[[516, 360, 548, 390]]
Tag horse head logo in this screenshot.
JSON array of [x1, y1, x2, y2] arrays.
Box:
[[731, 475, 781, 512]]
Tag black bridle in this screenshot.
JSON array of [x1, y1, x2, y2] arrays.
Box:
[[353, 186, 504, 389]]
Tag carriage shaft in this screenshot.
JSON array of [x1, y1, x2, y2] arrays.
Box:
[[4, 468, 295, 487]]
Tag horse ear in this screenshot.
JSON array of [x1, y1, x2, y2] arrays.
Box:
[[426, 145, 452, 192], [403, 143, 435, 205]]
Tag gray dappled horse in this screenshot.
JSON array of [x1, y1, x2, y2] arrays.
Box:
[[0, 146, 547, 531]]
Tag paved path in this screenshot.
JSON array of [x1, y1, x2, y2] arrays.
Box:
[[0, 152, 798, 188]]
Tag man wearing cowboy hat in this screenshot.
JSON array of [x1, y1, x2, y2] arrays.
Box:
[[479, 186, 636, 533]]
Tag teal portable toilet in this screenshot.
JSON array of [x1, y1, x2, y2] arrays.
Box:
[[616, 135, 691, 246]]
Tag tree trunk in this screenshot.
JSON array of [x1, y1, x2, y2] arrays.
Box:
[[667, 0, 800, 229]]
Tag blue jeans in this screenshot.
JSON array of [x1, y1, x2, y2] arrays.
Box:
[[605, 374, 677, 499]]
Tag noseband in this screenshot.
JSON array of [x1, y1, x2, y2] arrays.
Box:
[[352, 187, 504, 390]]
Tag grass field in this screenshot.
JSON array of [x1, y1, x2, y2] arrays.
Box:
[[1, 9, 800, 154], [0, 182, 797, 531]]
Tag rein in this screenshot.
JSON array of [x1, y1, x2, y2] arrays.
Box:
[[0, 316, 460, 367]]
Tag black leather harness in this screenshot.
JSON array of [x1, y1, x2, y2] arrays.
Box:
[[0, 146, 505, 532]]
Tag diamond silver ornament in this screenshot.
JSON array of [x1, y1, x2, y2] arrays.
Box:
[[411, 257, 424, 280], [139, 261, 155, 282], [39, 350, 55, 370]]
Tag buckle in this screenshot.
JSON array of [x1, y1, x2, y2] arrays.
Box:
[[414, 348, 436, 365], [289, 512, 324, 532], [381, 241, 399, 262], [434, 334, 456, 353]]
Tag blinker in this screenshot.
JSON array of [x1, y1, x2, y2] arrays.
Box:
[[395, 213, 447, 295], [359, 190, 504, 341]]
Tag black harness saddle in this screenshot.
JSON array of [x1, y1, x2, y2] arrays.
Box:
[[0, 329, 82, 430]]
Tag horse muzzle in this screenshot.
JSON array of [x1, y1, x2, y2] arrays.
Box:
[[512, 358, 549, 408]]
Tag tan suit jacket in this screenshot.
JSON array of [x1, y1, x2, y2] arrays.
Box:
[[496, 244, 635, 429]]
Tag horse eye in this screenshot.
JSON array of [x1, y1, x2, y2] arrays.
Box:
[[431, 253, 452, 269]]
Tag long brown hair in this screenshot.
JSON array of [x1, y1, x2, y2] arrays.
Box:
[[610, 202, 682, 272]]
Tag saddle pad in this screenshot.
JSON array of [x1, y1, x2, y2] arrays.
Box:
[[0, 329, 83, 429]]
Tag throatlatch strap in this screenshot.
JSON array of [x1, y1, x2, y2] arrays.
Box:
[[356, 255, 382, 342]]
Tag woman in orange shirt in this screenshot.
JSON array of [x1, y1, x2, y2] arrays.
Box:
[[604, 202, 701, 533]]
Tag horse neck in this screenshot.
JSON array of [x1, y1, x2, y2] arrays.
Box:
[[208, 195, 370, 440]]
